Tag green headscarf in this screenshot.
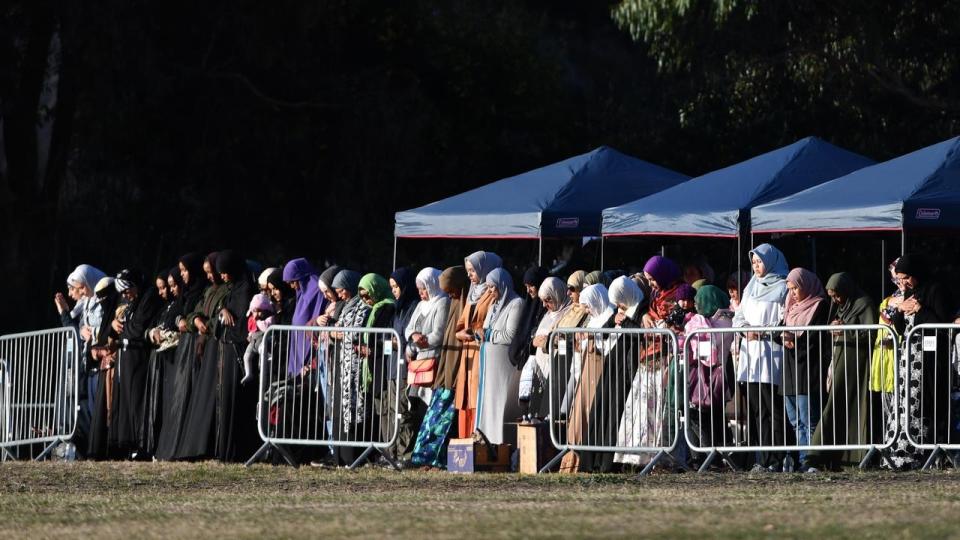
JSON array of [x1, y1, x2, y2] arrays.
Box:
[[694, 285, 730, 318], [358, 273, 394, 327]]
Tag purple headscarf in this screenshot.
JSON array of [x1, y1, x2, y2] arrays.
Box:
[[282, 258, 327, 374], [643, 255, 681, 289]]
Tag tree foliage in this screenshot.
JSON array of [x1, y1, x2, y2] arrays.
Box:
[[612, 0, 960, 160]]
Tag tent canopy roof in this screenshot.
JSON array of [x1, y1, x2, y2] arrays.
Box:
[[394, 146, 689, 238], [601, 136, 875, 238], [752, 136, 960, 233]]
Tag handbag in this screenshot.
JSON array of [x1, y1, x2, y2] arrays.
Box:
[[407, 357, 437, 386]]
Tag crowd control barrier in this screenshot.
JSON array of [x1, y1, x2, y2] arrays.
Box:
[[903, 324, 960, 469], [0, 327, 78, 461], [246, 325, 402, 469], [543, 327, 682, 475], [682, 324, 898, 471]]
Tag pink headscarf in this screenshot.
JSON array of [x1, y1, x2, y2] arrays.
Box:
[[784, 268, 826, 335]]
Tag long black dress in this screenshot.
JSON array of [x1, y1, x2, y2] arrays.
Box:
[[214, 277, 257, 462], [110, 288, 163, 454], [154, 256, 208, 460], [140, 295, 183, 456], [174, 283, 230, 459]]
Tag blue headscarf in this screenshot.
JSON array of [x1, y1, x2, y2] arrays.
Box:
[[744, 243, 789, 303]]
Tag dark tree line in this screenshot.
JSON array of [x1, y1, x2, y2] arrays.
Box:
[[2, 1, 958, 332]]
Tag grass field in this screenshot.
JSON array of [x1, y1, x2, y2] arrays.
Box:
[[2, 462, 960, 538]]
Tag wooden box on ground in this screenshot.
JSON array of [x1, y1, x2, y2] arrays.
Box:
[[516, 421, 558, 474], [447, 438, 512, 473]]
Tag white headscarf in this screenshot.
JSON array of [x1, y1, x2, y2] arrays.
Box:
[[483, 268, 518, 328], [465, 251, 502, 303], [67, 264, 107, 293], [415, 267, 444, 301], [535, 277, 572, 336], [579, 284, 615, 329], [258, 267, 278, 288], [608, 276, 644, 320]]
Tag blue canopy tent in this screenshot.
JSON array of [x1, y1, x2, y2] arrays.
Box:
[[393, 146, 689, 265], [752, 136, 960, 242], [600, 136, 874, 278]]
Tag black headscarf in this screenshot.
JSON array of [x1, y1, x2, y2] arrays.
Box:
[[825, 272, 875, 325], [510, 266, 550, 368], [205, 251, 223, 285], [215, 249, 248, 281], [389, 267, 420, 339], [159, 267, 185, 330], [895, 254, 953, 324], [176, 253, 206, 312]]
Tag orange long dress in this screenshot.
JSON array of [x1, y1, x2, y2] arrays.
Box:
[[454, 289, 495, 438]]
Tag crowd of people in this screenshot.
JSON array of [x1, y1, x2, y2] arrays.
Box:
[[52, 245, 960, 472]]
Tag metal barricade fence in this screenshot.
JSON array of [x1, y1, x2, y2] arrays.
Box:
[[903, 323, 960, 469], [682, 324, 898, 471], [0, 327, 78, 461], [246, 325, 403, 469], [544, 327, 681, 475]]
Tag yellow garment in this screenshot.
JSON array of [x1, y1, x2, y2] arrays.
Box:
[[869, 296, 897, 393]]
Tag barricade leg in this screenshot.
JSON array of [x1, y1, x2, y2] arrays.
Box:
[[697, 450, 719, 472], [245, 441, 298, 468], [638, 449, 666, 476], [34, 437, 64, 461], [858, 446, 878, 469], [922, 447, 943, 470], [538, 449, 569, 474]]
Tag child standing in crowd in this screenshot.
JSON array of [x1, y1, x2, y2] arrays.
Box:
[[243, 293, 274, 384]]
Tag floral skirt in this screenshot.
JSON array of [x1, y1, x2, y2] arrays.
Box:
[[411, 388, 456, 468]]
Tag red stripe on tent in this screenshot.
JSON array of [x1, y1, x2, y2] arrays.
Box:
[[601, 231, 738, 239], [396, 234, 542, 240], [751, 227, 902, 234]]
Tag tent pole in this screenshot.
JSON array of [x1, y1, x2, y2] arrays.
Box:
[[392, 235, 398, 270], [901, 228, 906, 256], [737, 231, 743, 296], [538, 236, 543, 266], [600, 236, 605, 271], [881, 238, 887, 299], [661, 244, 665, 257]]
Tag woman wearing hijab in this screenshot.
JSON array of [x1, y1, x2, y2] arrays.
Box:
[[615, 273, 675, 468], [210, 250, 257, 462], [518, 277, 572, 420], [807, 272, 877, 470], [311, 265, 342, 452], [566, 270, 587, 305], [267, 269, 296, 325], [887, 255, 953, 469], [154, 253, 206, 460], [473, 268, 523, 445], [559, 283, 616, 472], [282, 258, 327, 376], [55, 263, 108, 453], [732, 243, 790, 471], [388, 268, 448, 463], [779, 268, 830, 471], [454, 251, 502, 438], [328, 269, 371, 465], [680, 285, 735, 461], [411, 266, 470, 469], [140, 268, 185, 456], [174, 252, 232, 460], [87, 277, 120, 459], [510, 266, 549, 372], [579, 277, 643, 472], [109, 268, 163, 459], [372, 267, 420, 465], [354, 273, 397, 459]]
